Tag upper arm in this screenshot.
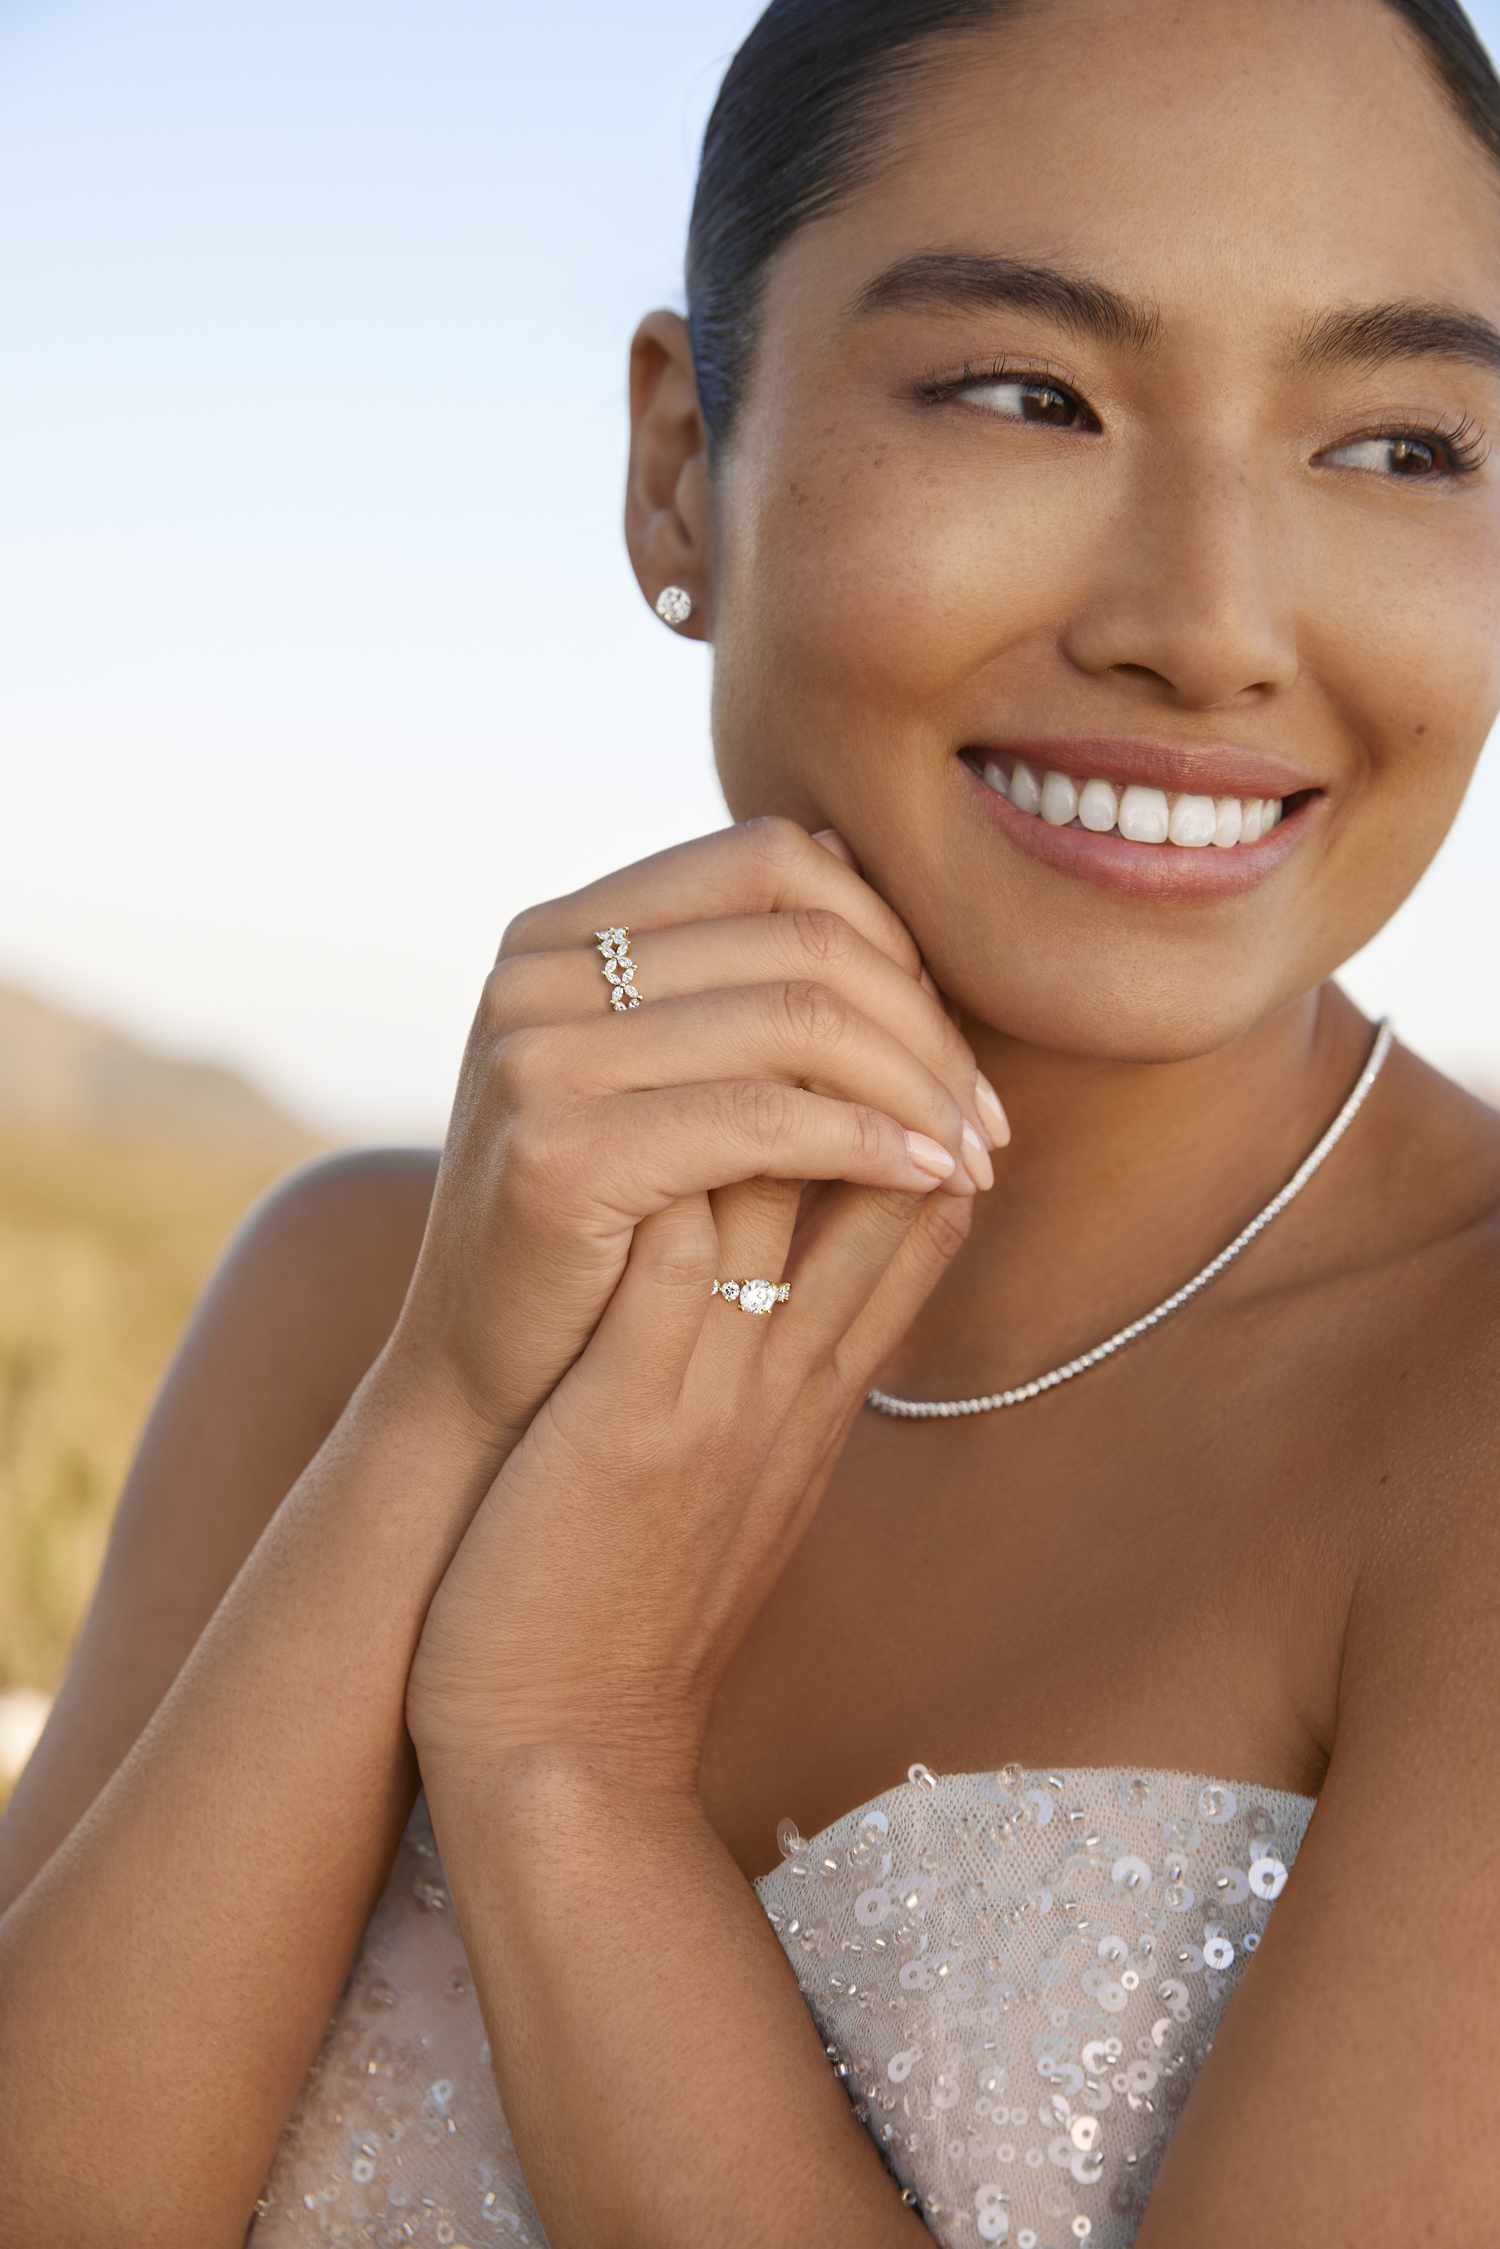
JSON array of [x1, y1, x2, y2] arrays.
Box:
[[1131, 1280, 1500, 2245], [0, 1143, 439, 1922]]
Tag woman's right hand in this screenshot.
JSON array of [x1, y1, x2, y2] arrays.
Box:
[[378, 813, 1010, 1462]]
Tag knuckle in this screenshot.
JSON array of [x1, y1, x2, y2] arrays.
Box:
[[778, 975, 846, 1048], [504, 1103, 572, 1190], [496, 902, 544, 958], [727, 1075, 796, 1148], [489, 1022, 554, 1106], [787, 903, 853, 972], [916, 1194, 974, 1262], [850, 1102, 893, 1166], [650, 1246, 717, 1295], [642, 1200, 716, 1293], [739, 812, 808, 871], [478, 954, 529, 1032]]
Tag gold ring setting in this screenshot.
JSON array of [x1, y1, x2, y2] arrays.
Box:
[[711, 1278, 792, 1316]]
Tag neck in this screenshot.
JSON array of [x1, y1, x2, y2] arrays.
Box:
[[869, 980, 1382, 1404]]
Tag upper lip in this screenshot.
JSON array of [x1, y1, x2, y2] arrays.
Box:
[[961, 735, 1326, 800]]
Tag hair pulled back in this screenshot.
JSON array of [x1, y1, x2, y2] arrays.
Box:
[[685, 0, 1500, 473]]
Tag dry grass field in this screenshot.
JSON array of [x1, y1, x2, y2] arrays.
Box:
[[0, 974, 343, 1815], [0, 1124, 327, 1707]]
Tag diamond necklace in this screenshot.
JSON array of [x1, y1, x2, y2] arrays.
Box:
[[865, 1013, 1395, 1419]]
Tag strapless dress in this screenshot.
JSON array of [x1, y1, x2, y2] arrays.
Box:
[[245, 1758, 1317, 2247]]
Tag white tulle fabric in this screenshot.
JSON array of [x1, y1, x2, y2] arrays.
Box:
[[245, 1759, 1316, 2247]]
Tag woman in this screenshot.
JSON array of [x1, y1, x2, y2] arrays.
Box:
[[2, 0, 1497, 2240]]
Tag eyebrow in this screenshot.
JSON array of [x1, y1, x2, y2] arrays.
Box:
[[841, 247, 1500, 385]]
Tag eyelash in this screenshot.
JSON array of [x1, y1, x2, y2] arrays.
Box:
[[913, 356, 1493, 481]]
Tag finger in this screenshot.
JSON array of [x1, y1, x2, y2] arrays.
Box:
[[517, 1079, 960, 1239], [706, 1168, 805, 1346], [502, 813, 931, 1005], [580, 1194, 723, 1412], [769, 1170, 979, 1403], [491, 975, 991, 1201], [485, 909, 998, 1154]]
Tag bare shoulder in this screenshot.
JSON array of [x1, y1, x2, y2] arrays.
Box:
[[258, 1142, 443, 1404], [1263, 1031, 1500, 1562], [1326, 1036, 1500, 1531], [0, 1140, 443, 1915]]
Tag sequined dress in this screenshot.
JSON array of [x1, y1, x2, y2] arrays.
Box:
[[245, 1759, 1317, 2247]]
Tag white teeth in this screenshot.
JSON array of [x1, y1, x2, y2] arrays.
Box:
[[1168, 794, 1218, 848], [1009, 758, 1043, 815], [1118, 785, 1170, 844], [975, 756, 1284, 848], [1039, 769, 1078, 826], [1077, 777, 1119, 832]]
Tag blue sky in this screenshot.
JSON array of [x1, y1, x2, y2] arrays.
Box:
[[3, 0, 1498, 1142]]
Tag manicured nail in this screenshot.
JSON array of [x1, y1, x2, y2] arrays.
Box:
[[903, 1130, 956, 1182], [810, 826, 857, 866], [973, 1071, 1011, 1148], [960, 1120, 995, 1190]]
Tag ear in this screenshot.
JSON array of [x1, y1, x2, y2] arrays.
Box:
[[623, 309, 715, 641]]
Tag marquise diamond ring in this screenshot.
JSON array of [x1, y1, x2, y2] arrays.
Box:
[[595, 925, 642, 1011]]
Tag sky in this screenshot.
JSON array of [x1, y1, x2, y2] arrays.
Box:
[[3, 0, 1498, 1146]]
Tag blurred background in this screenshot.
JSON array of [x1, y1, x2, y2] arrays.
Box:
[[2, 0, 1498, 1800]]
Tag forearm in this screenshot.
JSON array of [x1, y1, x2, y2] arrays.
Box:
[[0, 1352, 505, 2249], [420, 1748, 934, 2249]]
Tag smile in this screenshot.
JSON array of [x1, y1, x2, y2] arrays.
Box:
[[956, 749, 1327, 903]]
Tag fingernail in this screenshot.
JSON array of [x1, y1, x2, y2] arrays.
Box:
[[973, 1071, 1011, 1148], [918, 962, 940, 998], [961, 1119, 995, 1191], [810, 826, 857, 866], [903, 1130, 956, 1182]]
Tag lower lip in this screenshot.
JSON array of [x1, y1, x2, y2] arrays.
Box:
[[956, 754, 1326, 902]]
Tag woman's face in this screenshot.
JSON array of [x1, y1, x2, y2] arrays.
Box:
[[702, 0, 1500, 1060]]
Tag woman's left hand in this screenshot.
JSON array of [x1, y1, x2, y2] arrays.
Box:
[[404, 984, 982, 1795]]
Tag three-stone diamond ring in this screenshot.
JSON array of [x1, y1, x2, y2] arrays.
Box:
[[595, 925, 642, 1011], [711, 1277, 792, 1317]]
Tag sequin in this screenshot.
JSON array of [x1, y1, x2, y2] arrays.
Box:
[[244, 1762, 1314, 2246]]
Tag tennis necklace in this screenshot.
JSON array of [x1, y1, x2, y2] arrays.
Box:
[[865, 1014, 1395, 1418]]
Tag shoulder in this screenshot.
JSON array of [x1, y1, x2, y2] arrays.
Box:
[[1130, 1065, 1500, 2242], [259, 1140, 443, 1262], [1330, 1042, 1500, 1564], [237, 1143, 443, 1420]]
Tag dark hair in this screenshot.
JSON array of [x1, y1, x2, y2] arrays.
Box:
[[685, 0, 1500, 474]]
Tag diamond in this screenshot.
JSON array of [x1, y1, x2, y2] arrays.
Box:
[[738, 1277, 776, 1315], [655, 587, 692, 625], [720, 1281, 741, 1302]]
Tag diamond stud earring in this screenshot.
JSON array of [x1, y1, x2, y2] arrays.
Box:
[[655, 585, 693, 628]]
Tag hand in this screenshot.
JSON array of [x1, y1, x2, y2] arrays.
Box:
[[401, 814, 1012, 1782], [380, 813, 1008, 1475], [403, 968, 997, 1794]]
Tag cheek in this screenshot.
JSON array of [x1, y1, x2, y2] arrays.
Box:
[[735, 438, 1049, 701], [1347, 559, 1499, 859]]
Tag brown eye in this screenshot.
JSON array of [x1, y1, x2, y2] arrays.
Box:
[[915, 359, 1097, 431]]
